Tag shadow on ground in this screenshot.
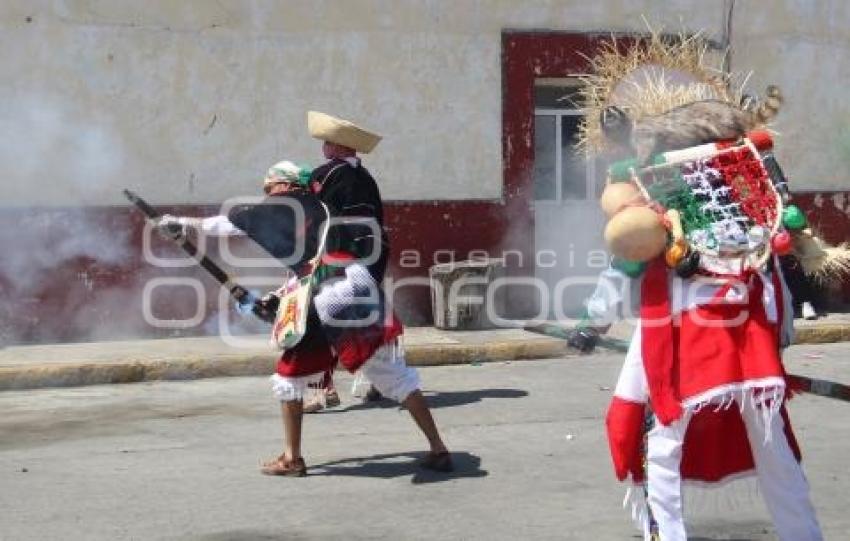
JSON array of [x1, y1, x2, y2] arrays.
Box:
[[629, 535, 757, 541], [309, 450, 487, 484], [690, 538, 755, 541], [325, 388, 528, 413]]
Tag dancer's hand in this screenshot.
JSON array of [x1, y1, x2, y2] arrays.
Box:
[[252, 292, 280, 323], [566, 327, 600, 353], [154, 214, 190, 241]]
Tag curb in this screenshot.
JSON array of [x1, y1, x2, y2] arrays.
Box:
[[0, 339, 568, 392], [795, 325, 850, 345], [1, 324, 846, 392], [0, 354, 276, 392]]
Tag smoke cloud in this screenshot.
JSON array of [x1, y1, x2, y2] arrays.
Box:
[[0, 93, 153, 345]]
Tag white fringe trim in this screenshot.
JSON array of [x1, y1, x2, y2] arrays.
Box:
[[681, 378, 785, 444], [683, 472, 760, 517], [624, 485, 651, 533], [624, 473, 760, 534]]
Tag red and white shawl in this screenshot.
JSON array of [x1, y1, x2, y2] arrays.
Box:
[[605, 257, 801, 487]]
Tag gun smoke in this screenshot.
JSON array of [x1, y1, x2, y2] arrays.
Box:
[[0, 95, 251, 345]]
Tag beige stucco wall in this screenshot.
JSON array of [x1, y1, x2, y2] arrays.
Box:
[[5, 1, 844, 207], [733, 0, 850, 193]]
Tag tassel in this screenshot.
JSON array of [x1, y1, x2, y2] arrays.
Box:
[[793, 228, 850, 283]]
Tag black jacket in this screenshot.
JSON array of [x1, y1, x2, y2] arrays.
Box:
[[310, 159, 390, 281]]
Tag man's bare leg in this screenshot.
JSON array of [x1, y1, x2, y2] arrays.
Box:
[[261, 399, 306, 476], [281, 399, 304, 459], [402, 390, 447, 453], [361, 346, 452, 470], [402, 390, 453, 471]]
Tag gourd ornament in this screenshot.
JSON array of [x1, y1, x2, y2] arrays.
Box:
[[603, 206, 668, 262], [600, 181, 645, 218]]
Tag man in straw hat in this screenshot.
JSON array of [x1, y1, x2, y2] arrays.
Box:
[[156, 150, 451, 476], [258, 112, 453, 476]]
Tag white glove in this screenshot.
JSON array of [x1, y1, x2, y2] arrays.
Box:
[[155, 214, 196, 241]]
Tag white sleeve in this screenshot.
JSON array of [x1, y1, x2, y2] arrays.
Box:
[[613, 326, 649, 402], [189, 215, 245, 237], [585, 266, 627, 324]]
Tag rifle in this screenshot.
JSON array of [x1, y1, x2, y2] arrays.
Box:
[[122, 189, 275, 323], [524, 322, 850, 403]]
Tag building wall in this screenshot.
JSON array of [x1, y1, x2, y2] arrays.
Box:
[[2, 1, 849, 344], [730, 1, 850, 256], [4, 1, 847, 203], [733, 0, 850, 194], [1, 0, 725, 206]]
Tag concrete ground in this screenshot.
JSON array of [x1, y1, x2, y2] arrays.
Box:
[[2, 343, 849, 540]]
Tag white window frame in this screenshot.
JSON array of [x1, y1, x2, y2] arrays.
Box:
[[534, 107, 597, 205]]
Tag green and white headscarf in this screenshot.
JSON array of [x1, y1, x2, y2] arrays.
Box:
[[263, 160, 313, 189]]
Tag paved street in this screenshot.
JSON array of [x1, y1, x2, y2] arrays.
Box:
[[1, 343, 850, 540]]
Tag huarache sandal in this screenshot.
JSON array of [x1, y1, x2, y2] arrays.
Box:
[[261, 454, 307, 477], [419, 451, 454, 473]]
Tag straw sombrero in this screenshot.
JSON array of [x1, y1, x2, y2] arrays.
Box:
[[307, 111, 382, 154]]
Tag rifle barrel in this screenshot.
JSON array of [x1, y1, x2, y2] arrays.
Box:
[[122, 188, 250, 302], [525, 322, 849, 403]]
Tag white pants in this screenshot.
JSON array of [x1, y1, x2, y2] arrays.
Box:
[[359, 340, 421, 403], [646, 399, 823, 541], [270, 340, 420, 404]]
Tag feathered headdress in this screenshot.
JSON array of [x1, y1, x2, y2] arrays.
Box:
[[578, 22, 743, 154]]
